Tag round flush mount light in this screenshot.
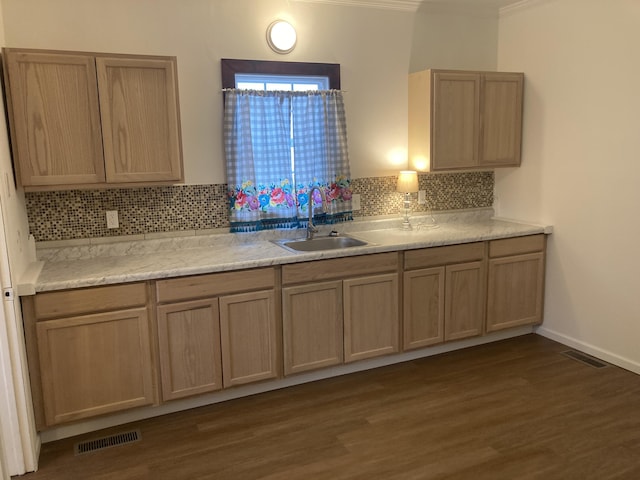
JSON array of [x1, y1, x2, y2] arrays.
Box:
[[266, 20, 297, 54]]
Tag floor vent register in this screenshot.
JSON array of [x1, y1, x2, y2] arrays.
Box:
[[74, 429, 141, 455], [562, 350, 608, 369]]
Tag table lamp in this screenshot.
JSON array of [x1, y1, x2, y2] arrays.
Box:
[[396, 170, 419, 230]]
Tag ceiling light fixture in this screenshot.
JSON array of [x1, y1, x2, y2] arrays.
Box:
[[266, 20, 297, 54]]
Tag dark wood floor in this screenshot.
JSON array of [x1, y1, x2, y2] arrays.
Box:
[[20, 334, 640, 480]]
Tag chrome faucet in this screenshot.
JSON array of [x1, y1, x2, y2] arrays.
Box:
[[307, 186, 328, 240]]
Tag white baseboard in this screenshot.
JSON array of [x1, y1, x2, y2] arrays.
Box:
[[535, 326, 640, 375], [40, 326, 534, 444]]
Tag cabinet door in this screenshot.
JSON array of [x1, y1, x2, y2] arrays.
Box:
[[157, 299, 222, 401], [445, 261, 485, 341], [96, 57, 183, 183], [344, 274, 399, 363], [403, 267, 445, 350], [36, 308, 154, 426], [487, 252, 544, 332], [431, 72, 480, 170], [219, 290, 278, 387], [283, 281, 343, 375], [4, 51, 105, 186], [480, 73, 524, 167]]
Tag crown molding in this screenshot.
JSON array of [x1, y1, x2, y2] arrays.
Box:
[[499, 0, 558, 17], [416, 2, 499, 18], [291, 0, 422, 12]]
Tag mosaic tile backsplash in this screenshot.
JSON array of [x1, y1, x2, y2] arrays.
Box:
[[26, 171, 493, 242]]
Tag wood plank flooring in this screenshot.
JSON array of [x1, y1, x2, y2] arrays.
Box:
[[21, 334, 640, 479]]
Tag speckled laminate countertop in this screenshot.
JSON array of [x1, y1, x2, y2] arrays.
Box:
[[27, 209, 551, 293]]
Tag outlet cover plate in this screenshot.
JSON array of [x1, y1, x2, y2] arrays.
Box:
[[351, 194, 361, 211], [106, 210, 119, 229]]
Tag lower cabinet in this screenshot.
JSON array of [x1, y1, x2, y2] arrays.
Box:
[[22, 235, 546, 430], [22, 283, 155, 428], [219, 290, 278, 387], [155, 267, 278, 399], [282, 281, 343, 375], [156, 299, 222, 401], [403, 243, 486, 350], [343, 273, 399, 362], [444, 261, 486, 341], [486, 235, 546, 331], [282, 253, 400, 375]]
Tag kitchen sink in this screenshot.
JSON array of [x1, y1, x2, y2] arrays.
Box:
[[274, 235, 368, 253]]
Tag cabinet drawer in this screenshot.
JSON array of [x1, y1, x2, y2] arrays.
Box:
[[282, 252, 399, 285], [489, 234, 545, 258], [34, 283, 147, 320], [156, 268, 275, 303], [404, 243, 485, 270]]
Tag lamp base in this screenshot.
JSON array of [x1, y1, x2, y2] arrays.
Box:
[[401, 218, 413, 230]]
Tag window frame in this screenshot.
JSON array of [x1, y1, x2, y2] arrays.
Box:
[[221, 58, 341, 90]]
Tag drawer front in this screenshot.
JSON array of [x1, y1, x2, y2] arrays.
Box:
[[156, 267, 275, 303], [282, 252, 399, 285], [489, 234, 545, 258], [404, 242, 485, 270], [34, 282, 147, 320]]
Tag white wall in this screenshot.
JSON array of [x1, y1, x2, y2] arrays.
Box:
[[495, 0, 640, 372], [1, 0, 502, 182], [1, 0, 418, 180], [410, 3, 498, 73]]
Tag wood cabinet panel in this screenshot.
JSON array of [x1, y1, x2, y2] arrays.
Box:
[[283, 281, 343, 375], [344, 273, 399, 363], [432, 72, 480, 170], [282, 252, 398, 285], [409, 69, 523, 171], [97, 57, 183, 183], [156, 268, 275, 303], [36, 308, 154, 426], [403, 267, 445, 350], [444, 261, 485, 341], [219, 290, 278, 387], [4, 50, 105, 186], [157, 299, 222, 401], [487, 252, 545, 332], [480, 73, 524, 167], [489, 234, 545, 258], [3, 48, 184, 190], [404, 242, 485, 270], [34, 283, 147, 320]]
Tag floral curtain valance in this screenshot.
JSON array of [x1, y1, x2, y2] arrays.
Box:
[[224, 89, 353, 232]]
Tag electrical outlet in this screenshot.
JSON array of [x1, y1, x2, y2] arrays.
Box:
[[106, 210, 119, 229], [418, 190, 426, 205], [351, 193, 361, 211]]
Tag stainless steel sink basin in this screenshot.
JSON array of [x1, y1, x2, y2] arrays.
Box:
[[274, 235, 367, 253]]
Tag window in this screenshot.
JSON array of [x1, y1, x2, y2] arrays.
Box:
[[235, 73, 329, 91], [221, 59, 352, 233]]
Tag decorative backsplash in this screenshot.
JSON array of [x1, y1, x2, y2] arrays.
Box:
[[25, 171, 493, 242]]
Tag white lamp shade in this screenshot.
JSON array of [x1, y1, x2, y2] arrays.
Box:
[[396, 170, 419, 193], [267, 20, 297, 54]]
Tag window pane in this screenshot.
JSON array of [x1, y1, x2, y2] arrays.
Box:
[[266, 83, 293, 91], [237, 81, 265, 90], [293, 84, 319, 91]]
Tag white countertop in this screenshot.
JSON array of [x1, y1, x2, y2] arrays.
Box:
[[28, 209, 551, 293]]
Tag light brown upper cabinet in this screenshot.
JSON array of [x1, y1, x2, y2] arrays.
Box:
[[408, 69, 524, 171], [3, 48, 183, 190]]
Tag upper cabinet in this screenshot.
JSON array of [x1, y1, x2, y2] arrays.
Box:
[[408, 69, 524, 171], [3, 48, 184, 190]]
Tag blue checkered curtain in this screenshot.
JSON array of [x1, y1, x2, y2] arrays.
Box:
[[292, 91, 352, 226], [224, 89, 352, 232], [224, 90, 298, 232]]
